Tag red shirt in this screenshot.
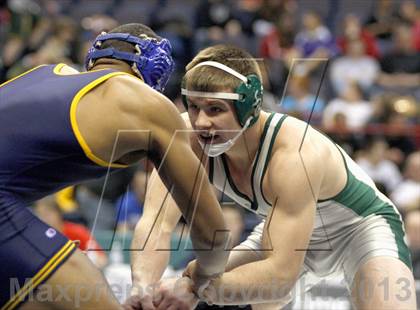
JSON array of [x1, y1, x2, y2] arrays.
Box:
[[337, 30, 380, 58]]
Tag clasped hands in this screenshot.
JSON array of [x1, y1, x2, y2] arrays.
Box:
[[123, 261, 220, 310]]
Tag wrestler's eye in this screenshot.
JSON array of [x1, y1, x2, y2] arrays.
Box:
[[210, 107, 222, 113], [189, 103, 198, 110]]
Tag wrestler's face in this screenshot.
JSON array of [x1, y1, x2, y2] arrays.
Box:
[[187, 95, 241, 145]]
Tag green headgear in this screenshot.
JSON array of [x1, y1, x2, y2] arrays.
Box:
[[181, 61, 263, 127]]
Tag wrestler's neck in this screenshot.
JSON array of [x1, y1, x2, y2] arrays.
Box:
[[224, 112, 267, 168], [90, 59, 137, 76]]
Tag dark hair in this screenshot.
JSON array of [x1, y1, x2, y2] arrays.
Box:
[[100, 23, 161, 54]]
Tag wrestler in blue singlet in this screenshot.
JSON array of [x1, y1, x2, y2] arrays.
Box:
[[0, 64, 127, 309]]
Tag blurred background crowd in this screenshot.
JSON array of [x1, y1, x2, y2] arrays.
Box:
[[1, 0, 419, 307]]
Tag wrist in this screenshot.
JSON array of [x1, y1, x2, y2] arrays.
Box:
[[196, 262, 223, 279], [130, 281, 156, 297]]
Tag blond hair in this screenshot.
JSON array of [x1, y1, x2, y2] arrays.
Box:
[[184, 45, 262, 92]]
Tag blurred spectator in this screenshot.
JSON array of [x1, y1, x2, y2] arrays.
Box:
[[6, 16, 78, 78], [395, 0, 418, 26], [2, 0, 41, 74], [0, 0, 10, 29], [231, 0, 263, 37], [279, 73, 325, 124], [323, 83, 373, 131], [404, 210, 420, 279], [193, 0, 250, 53], [356, 138, 403, 193], [369, 93, 399, 123], [152, 15, 194, 100], [259, 13, 296, 60], [3, 0, 41, 47], [293, 11, 337, 81], [77, 14, 118, 66], [294, 11, 338, 58], [391, 151, 420, 212], [364, 0, 396, 44], [259, 61, 279, 112], [384, 99, 418, 158], [55, 186, 79, 213], [413, 8, 420, 51], [114, 170, 147, 232], [376, 23, 420, 95], [34, 196, 108, 269], [258, 0, 297, 24], [337, 14, 380, 59], [330, 39, 380, 95], [369, 94, 418, 158], [53, 186, 90, 225], [324, 112, 366, 157], [195, 0, 232, 29], [258, 13, 297, 97]]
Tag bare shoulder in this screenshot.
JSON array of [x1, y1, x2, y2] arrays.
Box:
[[104, 75, 173, 116], [267, 115, 346, 201], [270, 116, 331, 163], [76, 74, 185, 160], [95, 75, 185, 131], [266, 117, 328, 194]]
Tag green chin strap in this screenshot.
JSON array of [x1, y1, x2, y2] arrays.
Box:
[[181, 61, 263, 127]]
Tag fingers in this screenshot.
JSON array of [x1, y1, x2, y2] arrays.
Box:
[[154, 278, 198, 310], [155, 295, 195, 310], [140, 295, 156, 310], [131, 277, 201, 310], [182, 260, 196, 279], [194, 278, 210, 294], [152, 289, 163, 307], [123, 294, 155, 310], [122, 295, 143, 310], [199, 281, 219, 306]]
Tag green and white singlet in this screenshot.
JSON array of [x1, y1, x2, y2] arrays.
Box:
[[208, 112, 411, 291]]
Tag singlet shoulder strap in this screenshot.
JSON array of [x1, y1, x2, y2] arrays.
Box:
[[252, 113, 288, 206]]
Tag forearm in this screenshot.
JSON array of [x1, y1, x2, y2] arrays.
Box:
[[168, 158, 230, 277], [225, 245, 262, 272], [207, 259, 295, 305], [152, 122, 230, 278], [130, 222, 172, 291], [190, 223, 230, 278], [130, 167, 183, 290]]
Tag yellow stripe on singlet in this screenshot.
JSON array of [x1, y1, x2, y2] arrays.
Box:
[[2, 240, 76, 310], [69, 70, 129, 168], [0, 65, 47, 88]]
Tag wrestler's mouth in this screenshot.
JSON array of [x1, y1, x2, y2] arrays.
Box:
[[198, 133, 220, 144]]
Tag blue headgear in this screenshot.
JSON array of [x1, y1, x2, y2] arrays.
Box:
[[85, 32, 175, 92]]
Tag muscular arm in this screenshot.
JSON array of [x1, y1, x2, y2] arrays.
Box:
[[86, 76, 229, 284], [203, 144, 323, 305], [150, 111, 229, 280], [126, 88, 229, 283], [131, 170, 258, 291], [130, 167, 182, 291]]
